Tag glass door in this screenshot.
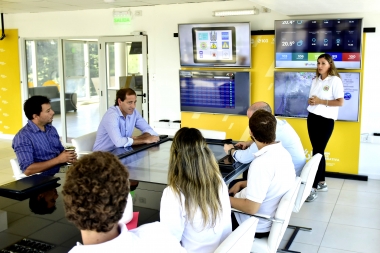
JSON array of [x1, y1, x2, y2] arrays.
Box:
[[98, 36, 148, 123], [62, 39, 100, 143]]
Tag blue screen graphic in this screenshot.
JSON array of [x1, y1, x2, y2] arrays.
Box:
[[180, 77, 235, 109]]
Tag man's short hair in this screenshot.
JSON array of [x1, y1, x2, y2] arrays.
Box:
[[29, 193, 56, 215], [114, 88, 137, 106], [63, 152, 130, 232], [24, 96, 51, 120], [249, 110, 276, 144], [247, 101, 272, 116]]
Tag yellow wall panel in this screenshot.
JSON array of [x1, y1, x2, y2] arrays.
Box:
[[0, 29, 22, 135], [181, 34, 363, 175]]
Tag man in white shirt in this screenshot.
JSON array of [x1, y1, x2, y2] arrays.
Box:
[[224, 101, 305, 177], [63, 151, 186, 253], [229, 110, 296, 236]]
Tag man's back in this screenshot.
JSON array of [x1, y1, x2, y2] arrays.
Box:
[[68, 222, 186, 253], [233, 118, 306, 176]]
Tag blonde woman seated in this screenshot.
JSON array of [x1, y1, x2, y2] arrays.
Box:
[[160, 127, 232, 253]]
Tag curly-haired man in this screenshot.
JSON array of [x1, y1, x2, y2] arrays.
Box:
[[63, 151, 186, 252]]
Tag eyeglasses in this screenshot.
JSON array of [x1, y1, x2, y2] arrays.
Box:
[[250, 135, 255, 142]]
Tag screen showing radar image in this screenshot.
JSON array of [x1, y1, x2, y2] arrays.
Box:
[[274, 71, 360, 121]]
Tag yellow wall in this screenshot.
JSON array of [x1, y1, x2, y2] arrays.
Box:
[[0, 29, 23, 135], [182, 34, 363, 174]]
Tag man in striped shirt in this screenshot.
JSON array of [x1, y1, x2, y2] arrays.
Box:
[[12, 96, 76, 176]]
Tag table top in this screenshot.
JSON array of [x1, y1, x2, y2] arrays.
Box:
[[109, 138, 249, 185]]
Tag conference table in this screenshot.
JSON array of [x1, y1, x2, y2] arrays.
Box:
[[0, 137, 250, 252]]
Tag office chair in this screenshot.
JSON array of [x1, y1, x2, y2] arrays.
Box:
[[214, 217, 258, 253]]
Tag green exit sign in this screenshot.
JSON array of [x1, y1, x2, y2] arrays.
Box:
[[114, 16, 131, 24]]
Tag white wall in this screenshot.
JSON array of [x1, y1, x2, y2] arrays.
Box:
[[4, 2, 380, 176]]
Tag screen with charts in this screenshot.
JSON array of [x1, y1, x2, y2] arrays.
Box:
[[192, 27, 236, 63], [179, 70, 250, 115], [275, 19, 362, 69], [178, 22, 251, 67], [274, 71, 360, 122]]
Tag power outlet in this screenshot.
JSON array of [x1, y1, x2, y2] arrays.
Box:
[[135, 10, 142, 16]]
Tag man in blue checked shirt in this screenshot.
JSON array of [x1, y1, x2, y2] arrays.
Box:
[[12, 96, 77, 176], [93, 88, 159, 152]]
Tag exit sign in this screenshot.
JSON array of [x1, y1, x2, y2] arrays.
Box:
[[113, 11, 132, 24]]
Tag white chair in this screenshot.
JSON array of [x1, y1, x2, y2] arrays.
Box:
[[281, 153, 322, 252], [71, 131, 97, 154], [233, 177, 301, 253], [120, 193, 134, 224], [214, 217, 258, 253], [10, 158, 27, 180], [199, 129, 226, 139], [251, 177, 301, 253]]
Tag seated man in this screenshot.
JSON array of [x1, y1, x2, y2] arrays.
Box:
[[12, 96, 76, 176], [63, 151, 186, 253], [93, 88, 159, 151], [224, 101, 306, 176], [229, 110, 296, 236]]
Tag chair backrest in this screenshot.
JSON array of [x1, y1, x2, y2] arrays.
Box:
[[267, 177, 301, 252], [214, 217, 258, 253], [199, 129, 226, 140], [293, 153, 322, 213], [71, 131, 97, 153], [10, 158, 27, 180]]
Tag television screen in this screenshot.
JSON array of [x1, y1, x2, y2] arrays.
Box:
[[180, 70, 250, 115], [178, 22, 251, 68], [274, 71, 360, 122], [275, 18, 362, 69]]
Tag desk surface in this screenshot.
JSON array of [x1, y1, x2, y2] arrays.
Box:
[[110, 139, 249, 185]]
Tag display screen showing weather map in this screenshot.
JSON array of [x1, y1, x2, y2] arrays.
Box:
[[274, 71, 360, 121], [193, 27, 235, 63], [178, 22, 251, 67], [275, 19, 362, 69]]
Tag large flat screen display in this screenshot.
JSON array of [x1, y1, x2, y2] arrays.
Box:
[[180, 70, 250, 115], [274, 71, 360, 122], [275, 19, 362, 69], [178, 22, 251, 68]]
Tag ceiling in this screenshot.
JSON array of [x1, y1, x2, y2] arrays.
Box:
[[0, 0, 380, 15]]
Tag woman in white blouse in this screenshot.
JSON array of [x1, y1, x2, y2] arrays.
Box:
[[306, 53, 344, 202], [160, 127, 232, 253]]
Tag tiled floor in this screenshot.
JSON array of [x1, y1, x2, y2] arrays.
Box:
[[1, 139, 380, 252]]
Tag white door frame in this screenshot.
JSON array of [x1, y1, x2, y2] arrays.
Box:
[[98, 35, 149, 121]]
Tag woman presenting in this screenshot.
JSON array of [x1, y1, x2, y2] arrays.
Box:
[[306, 53, 344, 202]]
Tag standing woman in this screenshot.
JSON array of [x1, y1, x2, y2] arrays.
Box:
[[160, 127, 232, 253], [306, 53, 344, 202]]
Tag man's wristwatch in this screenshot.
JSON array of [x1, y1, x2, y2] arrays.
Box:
[[228, 147, 235, 156]]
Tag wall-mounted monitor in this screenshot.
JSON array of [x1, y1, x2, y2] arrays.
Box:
[[275, 18, 363, 69], [179, 70, 250, 115], [274, 71, 360, 122], [178, 22, 251, 68]]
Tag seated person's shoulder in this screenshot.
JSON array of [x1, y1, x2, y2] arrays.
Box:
[[130, 222, 185, 252]]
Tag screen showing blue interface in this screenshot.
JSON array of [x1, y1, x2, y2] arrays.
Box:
[[180, 77, 235, 108], [275, 19, 362, 69], [274, 71, 360, 121], [179, 71, 250, 115]]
